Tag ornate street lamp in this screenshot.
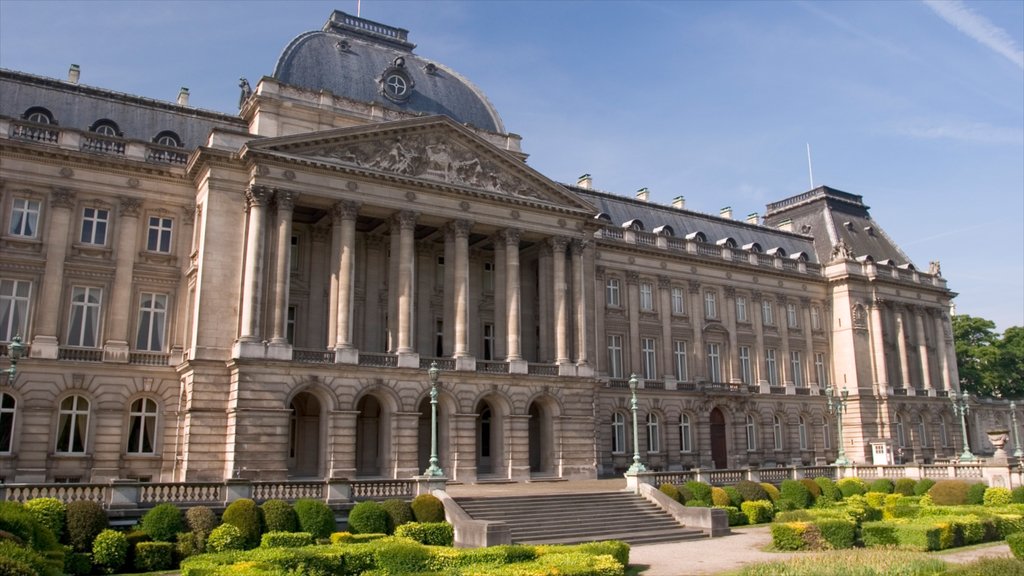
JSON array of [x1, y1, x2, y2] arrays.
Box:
[[423, 361, 444, 477], [1011, 400, 1023, 460], [826, 385, 851, 466], [626, 374, 647, 474], [2, 335, 25, 381], [951, 392, 974, 462]]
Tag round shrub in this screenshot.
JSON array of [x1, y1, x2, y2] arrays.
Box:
[[894, 478, 916, 497], [837, 477, 866, 498], [741, 500, 775, 524], [814, 477, 841, 503], [967, 482, 989, 505], [984, 487, 1012, 507], [929, 480, 971, 506], [133, 541, 175, 572], [381, 499, 414, 533], [260, 499, 298, 533], [676, 484, 694, 502], [293, 498, 336, 539], [395, 521, 454, 546], [221, 498, 261, 549], [374, 536, 430, 574], [0, 503, 63, 576], [869, 478, 894, 494], [685, 481, 713, 504], [914, 478, 936, 496], [410, 494, 446, 523], [1008, 531, 1024, 560], [206, 523, 246, 552], [800, 478, 822, 499], [736, 480, 769, 502], [711, 486, 732, 507], [141, 502, 184, 542], [780, 479, 812, 509], [760, 482, 781, 502], [92, 529, 128, 573], [659, 483, 681, 502], [714, 505, 747, 527], [24, 498, 65, 542], [723, 485, 743, 507], [65, 500, 108, 553], [348, 500, 390, 534]]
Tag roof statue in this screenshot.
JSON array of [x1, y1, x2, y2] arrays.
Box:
[[830, 239, 855, 262]]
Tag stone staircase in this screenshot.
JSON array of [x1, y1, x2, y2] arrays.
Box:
[[454, 491, 707, 545]]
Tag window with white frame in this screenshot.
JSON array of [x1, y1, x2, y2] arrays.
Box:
[[671, 287, 685, 314], [791, 351, 803, 386], [704, 290, 717, 319], [127, 398, 158, 454], [673, 340, 688, 381], [798, 416, 808, 450], [483, 261, 494, 292], [611, 412, 626, 453], [287, 306, 296, 345], [739, 346, 752, 384], [773, 415, 783, 450], [746, 414, 757, 451], [607, 334, 623, 378], [823, 417, 831, 449], [917, 416, 928, 448], [815, 353, 828, 386], [736, 296, 748, 322], [606, 278, 621, 307], [0, 393, 15, 453], [0, 279, 31, 341], [146, 216, 173, 253], [56, 395, 89, 453], [10, 198, 40, 238], [640, 282, 653, 311], [646, 413, 660, 452], [679, 414, 692, 452], [762, 299, 774, 326], [67, 286, 102, 347], [641, 337, 657, 380], [787, 303, 799, 328], [135, 292, 167, 352], [79, 207, 109, 245], [483, 323, 495, 361], [811, 306, 822, 330], [706, 343, 721, 382], [895, 415, 906, 448], [766, 348, 779, 386]]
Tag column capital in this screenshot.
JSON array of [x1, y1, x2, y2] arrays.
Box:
[[658, 275, 672, 290], [724, 286, 737, 299], [245, 186, 272, 208], [331, 200, 361, 222], [118, 196, 142, 218], [775, 293, 788, 305], [595, 265, 606, 280], [625, 270, 640, 285], [688, 280, 701, 294], [394, 210, 419, 230], [571, 238, 590, 255], [500, 228, 521, 246], [751, 290, 763, 303], [275, 189, 298, 211], [871, 297, 888, 309], [450, 219, 473, 238], [549, 236, 569, 253], [182, 202, 197, 225], [799, 296, 812, 306], [50, 187, 76, 209]]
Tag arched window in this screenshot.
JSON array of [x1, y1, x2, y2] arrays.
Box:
[[679, 414, 692, 453], [153, 131, 182, 147], [611, 412, 625, 454], [127, 398, 158, 454], [56, 395, 90, 453], [0, 393, 15, 453], [23, 106, 55, 125], [798, 416, 808, 451], [89, 119, 121, 137], [745, 414, 757, 451], [773, 415, 783, 450], [646, 413, 660, 453]]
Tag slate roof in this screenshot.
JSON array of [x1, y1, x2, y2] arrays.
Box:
[[273, 11, 505, 135]]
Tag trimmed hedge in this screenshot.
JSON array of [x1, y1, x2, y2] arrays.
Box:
[[0, 540, 61, 576], [760, 482, 781, 503], [736, 479, 769, 502], [685, 481, 713, 504], [348, 500, 390, 534], [967, 482, 989, 505], [373, 536, 431, 574], [723, 486, 743, 507], [814, 477, 841, 503], [741, 500, 775, 525], [1008, 531, 1024, 560], [780, 479, 812, 509], [894, 478, 917, 497], [714, 505, 748, 526], [985, 487, 1013, 507], [24, 498, 65, 542], [869, 478, 894, 494], [411, 493, 446, 523], [141, 502, 185, 542], [659, 483, 681, 503], [915, 478, 936, 496], [929, 480, 971, 506], [65, 500, 108, 553], [771, 522, 815, 551], [260, 531, 314, 548], [133, 541, 175, 572], [293, 498, 336, 539], [395, 521, 454, 546], [221, 498, 262, 549], [711, 486, 731, 507], [207, 523, 247, 552], [836, 477, 866, 498], [1012, 486, 1024, 504], [260, 499, 298, 533], [92, 528, 129, 573], [816, 518, 857, 549], [380, 499, 414, 533], [330, 531, 387, 544]]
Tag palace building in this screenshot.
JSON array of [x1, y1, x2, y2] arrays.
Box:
[[0, 11, 1001, 484]]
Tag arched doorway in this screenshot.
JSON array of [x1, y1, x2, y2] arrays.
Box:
[[417, 396, 447, 475], [356, 395, 383, 477], [288, 392, 321, 477], [476, 400, 501, 476], [527, 401, 552, 475], [710, 407, 728, 469]]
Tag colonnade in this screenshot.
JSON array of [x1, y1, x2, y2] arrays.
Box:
[[868, 299, 955, 394]]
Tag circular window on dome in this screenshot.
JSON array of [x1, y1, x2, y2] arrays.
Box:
[[385, 73, 408, 98], [379, 59, 414, 103]]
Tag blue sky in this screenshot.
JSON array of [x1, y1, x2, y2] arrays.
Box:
[[1, 0, 1021, 331]]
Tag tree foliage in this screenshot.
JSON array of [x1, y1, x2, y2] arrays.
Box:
[[952, 315, 1023, 398]]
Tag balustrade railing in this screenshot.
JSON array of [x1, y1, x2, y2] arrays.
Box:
[[58, 347, 104, 362], [81, 135, 126, 155], [129, 352, 170, 366], [139, 483, 223, 505], [253, 482, 324, 502], [146, 145, 189, 165], [359, 352, 398, 367], [294, 348, 334, 364], [708, 470, 743, 486], [696, 243, 719, 257], [477, 360, 509, 374], [3, 483, 107, 505], [527, 363, 559, 376], [11, 121, 59, 143], [351, 480, 414, 500], [758, 467, 791, 484], [419, 357, 455, 370]]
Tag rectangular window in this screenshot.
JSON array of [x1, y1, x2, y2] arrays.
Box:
[[798, 418, 808, 451], [68, 286, 102, 347], [811, 306, 822, 331], [746, 416, 757, 451], [673, 340, 688, 381], [135, 292, 167, 351], [787, 303, 799, 328], [640, 282, 653, 311], [815, 352, 828, 386], [483, 323, 495, 361], [773, 416, 783, 450], [483, 261, 494, 292], [612, 413, 625, 454], [0, 280, 31, 341], [739, 346, 751, 384], [286, 306, 296, 345], [606, 278, 621, 307], [766, 348, 779, 386], [791, 351, 803, 386], [823, 418, 831, 449], [80, 207, 109, 245], [607, 334, 623, 378], [641, 337, 657, 380], [147, 216, 173, 253], [435, 319, 444, 357], [679, 415, 692, 453], [706, 343, 721, 382], [736, 296, 747, 322], [762, 300, 774, 326], [435, 256, 445, 289], [10, 198, 40, 238], [290, 235, 300, 272], [704, 290, 717, 319], [671, 287, 685, 314]]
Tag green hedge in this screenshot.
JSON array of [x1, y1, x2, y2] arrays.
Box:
[[65, 500, 108, 553], [770, 518, 855, 551], [221, 498, 261, 549], [92, 528, 129, 573], [836, 477, 866, 498], [348, 500, 390, 534], [24, 498, 65, 542], [771, 522, 813, 551], [741, 500, 774, 525], [659, 483, 681, 502], [714, 505, 748, 526], [260, 499, 298, 533], [293, 498, 336, 539], [260, 531, 314, 548], [985, 487, 1013, 507], [861, 514, 1007, 552], [735, 479, 769, 502], [1008, 531, 1024, 560], [134, 541, 175, 572], [685, 481, 713, 504], [142, 502, 185, 542], [411, 494, 446, 523], [779, 479, 812, 509], [207, 523, 247, 552], [0, 540, 61, 576], [395, 521, 454, 546]]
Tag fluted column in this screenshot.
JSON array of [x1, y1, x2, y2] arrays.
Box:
[[269, 190, 296, 347], [442, 227, 455, 356], [689, 281, 704, 381], [493, 235, 507, 361], [751, 291, 765, 385], [452, 219, 472, 358], [550, 236, 570, 364], [934, 311, 951, 391], [31, 188, 76, 358], [572, 239, 589, 366], [659, 276, 674, 381], [627, 271, 641, 374], [870, 299, 890, 393], [238, 186, 271, 343], [725, 287, 739, 383], [503, 229, 523, 361], [915, 308, 932, 391], [104, 196, 142, 361], [333, 201, 360, 361], [777, 295, 791, 385], [801, 297, 815, 387], [395, 211, 418, 355], [895, 307, 912, 388]]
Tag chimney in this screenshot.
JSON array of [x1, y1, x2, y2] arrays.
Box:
[[672, 196, 685, 209], [177, 87, 190, 106], [777, 218, 793, 232], [68, 64, 80, 84], [746, 212, 759, 225], [577, 173, 592, 189], [720, 206, 733, 219], [636, 187, 649, 202]]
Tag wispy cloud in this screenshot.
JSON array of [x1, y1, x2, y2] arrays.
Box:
[[923, 0, 1024, 69], [894, 120, 1024, 145]]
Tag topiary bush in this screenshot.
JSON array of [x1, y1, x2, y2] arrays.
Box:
[[206, 523, 246, 552], [837, 477, 866, 498], [411, 494, 446, 523], [771, 522, 813, 551], [915, 478, 936, 496], [736, 479, 769, 502], [928, 480, 971, 506], [92, 528, 128, 574], [723, 486, 743, 507], [259, 531, 314, 548], [24, 498, 65, 542], [380, 499, 414, 533], [259, 499, 298, 533], [967, 482, 989, 505], [984, 487, 1013, 507], [395, 521, 454, 546], [65, 500, 108, 553], [711, 486, 732, 507], [221, 498, 261, 549], [1008, 531, 1024, 560], [816, 518, 857, 549], [348, 500, 390, 534], [741, 500, 775, 524], [141, 502, 184, 542], [814, 477, 841, 503], [869, 478, 894, 494], [715, 505, 748, 527], [801, 478, 822, 500], [894, 478, 916, 497], [293, 498, 336, 539], [760, 482, 781, 503], [133, 541, 175, 572], [685, 481, 712, 504], [659, 483, 681, 503], [780, 479, 813, 509], [123, 529, 151, 571]]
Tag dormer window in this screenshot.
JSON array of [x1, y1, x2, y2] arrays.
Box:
[[685, 231, 706, 243], [622, 219, 643, 231], [716, 237, 736, 248], [380, 56, 414, 103], [153, 131, 182, 147], [90, 119, 121, 138], [23, 106, 55, 125], [766, 247, 786, 257], [652, 224, 674, 236], [743, 242, 762, 253], [594, 212, 612, 222], [864, 225, 875, 236]]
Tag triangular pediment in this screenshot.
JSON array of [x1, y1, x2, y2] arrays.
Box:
[[244, 116, 594, 213]]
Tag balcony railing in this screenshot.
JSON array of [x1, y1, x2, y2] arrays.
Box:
[[294, 348, 334, 364], [128, 352, 170, 366], [477, 360, 509, 374], [358, 352, 397, 367], [11, 121, 59, 143], [57, 347, 104, 362], [146, 145, 189, 165], [527, 363, 559, 376], [81, 134, 126, 155]]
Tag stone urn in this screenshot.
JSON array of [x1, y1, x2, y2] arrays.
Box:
[[987, 430, 1010, 462]]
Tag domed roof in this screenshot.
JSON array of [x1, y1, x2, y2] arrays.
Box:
[[273, 11, 505, 134]]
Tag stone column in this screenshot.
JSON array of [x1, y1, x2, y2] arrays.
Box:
[[802, 297, 815, 388], [395, 211, 418, 364], [934, 311, 951, 391], [594, 266, 607, 375], [235, 186, 271, 356], [915, 307, 933, 392], [442, 227, 455, 357], [572, 239, 589, 368], [752, 291, 766, 386], [307, 227, 329, 348], [627, 271, 641, 374], [777, 295, 791, 386], [725, 287, 740, 383], [387, 229, 400, 352], [327, 215, 341, 348], [538, 243, 553, 362], [172, 203, 196, 360], [452, 220, 474, 369], [503, 229, 526, 372], [103, 196, 142, 363], [333, 200, 360, 363], [550, 237, 570, 365], [493, 234, 507, 361], [30, 187, 76, 359], [689, 281, 704, 381], [869, 299, 890, 394], [895, 307, 912, 389], [659, 276, 674, 382], [364, 236, 386, 352], [269, 190, 296, 353]]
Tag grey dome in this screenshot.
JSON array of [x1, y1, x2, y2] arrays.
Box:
[[273, 11, 505, 134]]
